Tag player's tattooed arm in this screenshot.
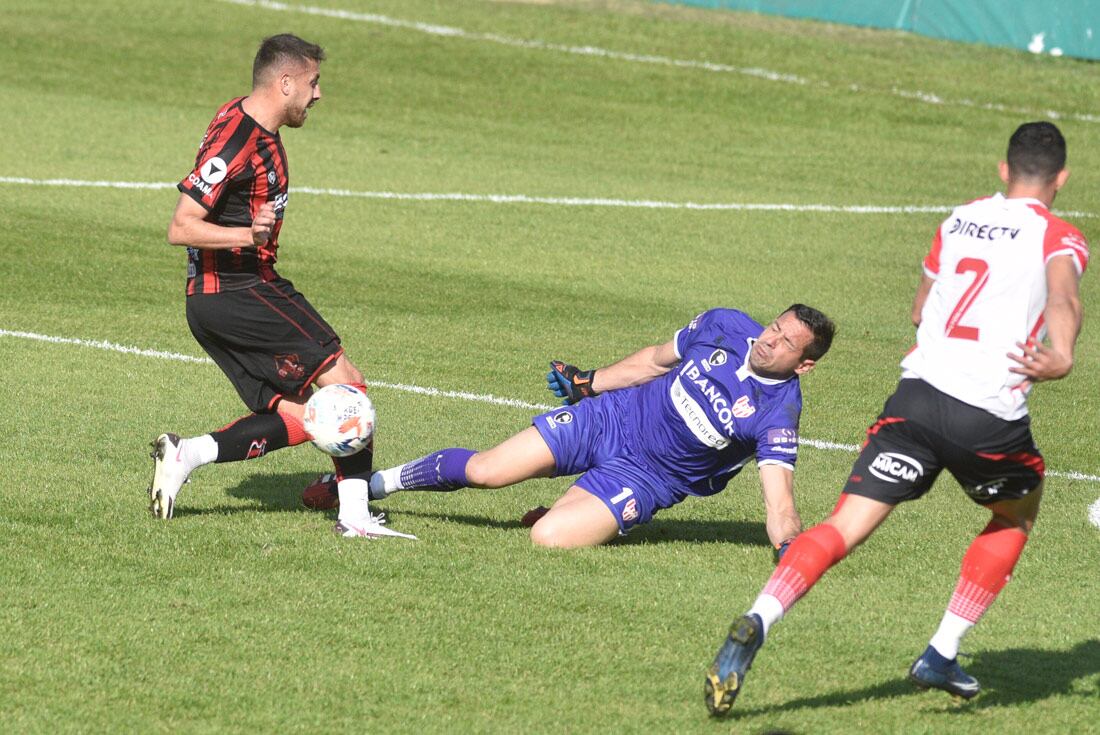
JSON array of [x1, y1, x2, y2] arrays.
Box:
[[167, 193, 259, 250], [1009, 255, 1082, 386]]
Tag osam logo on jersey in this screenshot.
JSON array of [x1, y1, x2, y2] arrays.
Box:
[[868, 452, 924, 483], [767, 428, 799, 455]]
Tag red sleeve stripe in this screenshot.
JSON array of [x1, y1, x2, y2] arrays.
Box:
[[923, 225, 943, 275], [1028, 204, 1090, 274]]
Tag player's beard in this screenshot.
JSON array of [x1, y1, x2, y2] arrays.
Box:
[[287, 101, 314, 128]]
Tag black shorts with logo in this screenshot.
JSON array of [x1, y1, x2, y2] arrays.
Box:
[[186, 278, 343, 413], [843, 378, 1044, 506]]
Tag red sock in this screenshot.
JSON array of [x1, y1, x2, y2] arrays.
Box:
[[277, 410, 310, 447], [947, 521, 1028, 622], [762, 524, 848, 611]]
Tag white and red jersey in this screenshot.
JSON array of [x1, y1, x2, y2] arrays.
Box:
[[901, 193, 1088, 420]]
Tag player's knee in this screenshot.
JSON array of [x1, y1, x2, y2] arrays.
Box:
[[463, 453, 501, 488], [345, 365, 365, 386], [276, 398, 305, 422], [529, 518, 567, 548]]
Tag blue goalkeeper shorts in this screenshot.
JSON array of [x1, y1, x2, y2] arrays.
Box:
[[532, 392, 677, 532]]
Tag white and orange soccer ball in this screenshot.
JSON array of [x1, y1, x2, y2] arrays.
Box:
[[303, 384, 375, 457]]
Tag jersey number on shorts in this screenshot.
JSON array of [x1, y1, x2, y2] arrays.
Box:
[[944, 257, 989, 342]]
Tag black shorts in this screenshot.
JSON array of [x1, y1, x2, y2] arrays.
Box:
[[186, 278, 343, 412], [843, 378, 1044, 506]]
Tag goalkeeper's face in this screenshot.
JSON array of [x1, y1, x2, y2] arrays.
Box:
[[749, 311, 817, 379]]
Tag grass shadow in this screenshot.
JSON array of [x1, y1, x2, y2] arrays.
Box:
[[391, 508, 526, 531], [392, 507, 771, 547], [620, 519, 770, 546], [729, 639, 1100, 720], [951, 639, 1100, 711], [730, 678, 920, 720], [170, 471, 322, 516]]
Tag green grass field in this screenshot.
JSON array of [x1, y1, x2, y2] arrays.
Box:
[[2, 0, 1098, 732]]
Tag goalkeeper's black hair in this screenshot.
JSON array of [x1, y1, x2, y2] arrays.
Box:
[[785, 304, 835, 361], [1007, 121, 1066, 183]]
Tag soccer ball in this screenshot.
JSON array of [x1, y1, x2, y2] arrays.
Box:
[[303, 384, 375, 457]]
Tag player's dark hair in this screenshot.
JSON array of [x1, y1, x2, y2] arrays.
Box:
[[785, 304, 835, 361], [1006, 121, 1066, 183], [253, 34, 326, 87]]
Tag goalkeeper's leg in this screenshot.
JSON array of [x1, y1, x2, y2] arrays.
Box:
[[527, 486, 620, 549], [370, 427, 556, 496]]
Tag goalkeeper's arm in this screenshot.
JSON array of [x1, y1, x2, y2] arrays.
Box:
[[547, 341, 680, 405]]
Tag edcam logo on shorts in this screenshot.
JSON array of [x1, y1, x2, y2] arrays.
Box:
[[621, 498, 638, 522], [868, 452, 923, 484]]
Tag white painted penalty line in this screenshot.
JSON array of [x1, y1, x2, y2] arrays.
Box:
[[221, 0, 1100, 126], [4, 327, 1099, 484], [2, 177, 1097, 218]]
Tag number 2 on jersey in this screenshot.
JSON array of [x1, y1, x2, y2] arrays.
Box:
[[944, 258, 989, 341]]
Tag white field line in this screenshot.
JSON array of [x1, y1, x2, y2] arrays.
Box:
[[221, 0, 1100, 126], [4, 327, 1098, 484], [3, 177, 1096, 218]]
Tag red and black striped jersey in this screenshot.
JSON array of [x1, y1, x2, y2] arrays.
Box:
[[178, 97, 289, 294]]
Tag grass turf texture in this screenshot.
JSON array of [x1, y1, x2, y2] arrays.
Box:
[[2, 0, 1098, 731]]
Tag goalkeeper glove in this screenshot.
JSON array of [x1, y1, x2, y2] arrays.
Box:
[[547, 361, 599, 405]]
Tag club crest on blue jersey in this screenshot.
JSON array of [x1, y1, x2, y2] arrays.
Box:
[[732, 395, 755, 418]]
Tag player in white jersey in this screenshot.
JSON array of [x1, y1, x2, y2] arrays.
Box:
[[705, 121, 1088, 716]]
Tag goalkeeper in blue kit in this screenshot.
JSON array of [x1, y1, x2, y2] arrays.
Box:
[[370, 305, 835, 550]]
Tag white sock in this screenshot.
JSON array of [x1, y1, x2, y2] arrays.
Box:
[[176, 434, 217, 472], [929, 611, 973, 660], [747, 593, 785, 638], [368, 467, 402, 498], [337, 478, 372, 525]]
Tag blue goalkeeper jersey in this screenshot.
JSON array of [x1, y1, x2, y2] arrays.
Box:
[[623, 308, 803, 497]]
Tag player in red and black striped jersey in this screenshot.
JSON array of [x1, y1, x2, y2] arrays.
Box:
[[148, 34, 404, 539], [178, 94, 288, 295]]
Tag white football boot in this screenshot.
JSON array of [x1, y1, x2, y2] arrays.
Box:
[[333, 513, 417, 540], [148, 433, 192, 519], [335, 477, 416, 539]]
